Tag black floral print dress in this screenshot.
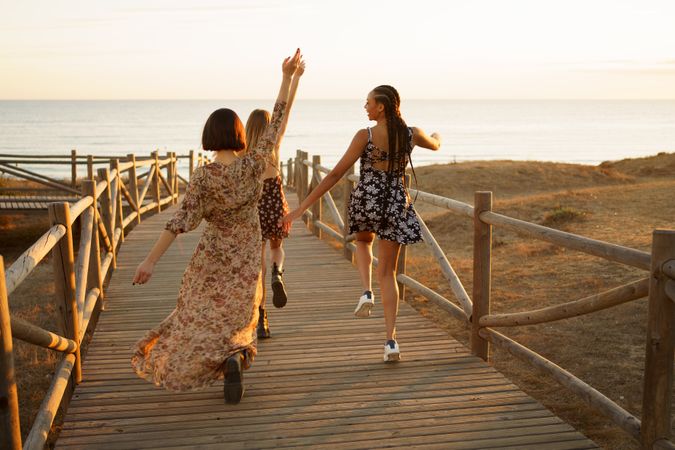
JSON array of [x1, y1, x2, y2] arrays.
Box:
[[258, 175, 290, 240], [347, 127, 423, 245]]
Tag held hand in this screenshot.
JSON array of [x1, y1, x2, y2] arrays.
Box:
[[132, 259, 155, 285], [282, 48, 301, 76], [279, 209, 303, 228], [430, 132, 442, 143]]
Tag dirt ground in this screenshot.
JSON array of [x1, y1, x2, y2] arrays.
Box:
[[2, 153, 674, 448]]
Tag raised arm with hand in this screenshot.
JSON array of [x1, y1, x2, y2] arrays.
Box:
[[249, 49, 302, 168], [274, 59, 306, 155]]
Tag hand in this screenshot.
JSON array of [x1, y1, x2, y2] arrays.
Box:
[[133, 259, 155, 285], [295, 59, 306, 77], [282, 48, 301, 77], [279, 209, 303, 228], [431, 132, 441, 143]]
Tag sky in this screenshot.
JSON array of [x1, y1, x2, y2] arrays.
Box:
[[1, 0, 675, 100]]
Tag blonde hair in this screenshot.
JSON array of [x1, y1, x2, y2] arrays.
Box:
[[245, 109, 271, 153]]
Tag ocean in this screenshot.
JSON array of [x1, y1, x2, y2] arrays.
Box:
[[1, 99, 674, 178]]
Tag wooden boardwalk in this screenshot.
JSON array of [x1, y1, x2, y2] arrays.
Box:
[[56, 198, 598, 449]]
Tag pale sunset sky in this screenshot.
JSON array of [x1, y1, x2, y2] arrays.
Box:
[[1, 0, 674, 100]]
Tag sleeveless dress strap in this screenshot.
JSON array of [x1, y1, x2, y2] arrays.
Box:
[[367, 127, 372, 143]]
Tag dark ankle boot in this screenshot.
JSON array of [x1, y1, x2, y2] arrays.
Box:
[[271, 263, 288, 308], [257, 306, 271, 339], [223, 352, 244, 404]]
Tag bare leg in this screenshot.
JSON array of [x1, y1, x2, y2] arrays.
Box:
[[355, 231, 375, 293], [377, 239, 401, 341], [269, 238, 285, 270]]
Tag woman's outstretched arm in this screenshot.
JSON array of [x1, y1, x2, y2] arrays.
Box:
[[412, 127, 442, 150], [281, 129, 368, 225]]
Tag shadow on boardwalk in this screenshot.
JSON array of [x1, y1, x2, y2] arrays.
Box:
[[55, 196, 598, 450]]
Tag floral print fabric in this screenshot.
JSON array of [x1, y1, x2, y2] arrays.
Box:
[[258, 176, 290, 240], [348, 127, 423, 245], [131, 101, 287, 392]]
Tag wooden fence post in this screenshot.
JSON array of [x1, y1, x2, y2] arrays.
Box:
[[0, 256, 21, 450], [171, 152, 178, 204], [87, 155, 94, 181], [300, 151, 309, 225], [127, 154, 141, 224], [165, 151, 174, 204], [287, 158, 294, 189], [342, 165, 355, 263], [97, 167, 116, 270], [71, 149, 77, 188], [396, 174, 411, 302], [48, 203, 82, 384], [295, 150, 302, 196], [82, 181, 104, 302], [113, 159, 124, 243], [641, 230, 675, 449], [311, 155, 322, 238], [471, 191, 492, 361], [153, 151, 161, 213]]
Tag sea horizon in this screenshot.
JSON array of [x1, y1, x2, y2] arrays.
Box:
[[1, 99, 674, 178]]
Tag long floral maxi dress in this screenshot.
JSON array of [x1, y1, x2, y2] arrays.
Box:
[[131, 101, 287, 392]]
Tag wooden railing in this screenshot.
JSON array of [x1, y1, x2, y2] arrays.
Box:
[[0, 150, 210, 450], [286, 149, 675, 450], [0, 150, 211, 198]]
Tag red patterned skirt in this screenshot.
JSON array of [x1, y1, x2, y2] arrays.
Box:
[[258, 176, 289, 240]]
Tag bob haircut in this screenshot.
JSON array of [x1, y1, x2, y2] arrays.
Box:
[[202, 108, 246, 151]]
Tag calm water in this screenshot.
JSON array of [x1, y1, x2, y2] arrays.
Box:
[[1, 99, 674, 177]]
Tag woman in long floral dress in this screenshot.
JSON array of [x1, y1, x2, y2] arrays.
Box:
[[131, 50, 303, 404]]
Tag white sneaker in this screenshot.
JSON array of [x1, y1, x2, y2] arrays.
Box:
[[383, 340, 401, 362], [354, 292, 374, 318]]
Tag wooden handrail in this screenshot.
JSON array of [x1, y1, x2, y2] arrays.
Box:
[[480, 210, 651, 270], [68, 195, 93, 224], [4, 225, 67, 296], [480, 327, 642, 440], [10, 316, 77, 353], [23, 354, 75, 450], [417, 215, 473, 317], [480, 278, 649, 327]]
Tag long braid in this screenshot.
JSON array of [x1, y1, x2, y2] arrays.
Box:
[[372, 85, 418, 229]]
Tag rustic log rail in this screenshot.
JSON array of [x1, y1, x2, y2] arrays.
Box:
[[287, 149, 674, 450], [0, 150, 211, 450], [0, 150, 211, 206]]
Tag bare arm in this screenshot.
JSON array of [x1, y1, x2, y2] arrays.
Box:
[[412, 127, 441, 150], [274, 60, 305, 164], [132, 230, 176, 285], [281, 129, 368, 224]]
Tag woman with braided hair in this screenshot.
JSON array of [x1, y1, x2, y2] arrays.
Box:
[[282, 85, 441, 361]]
